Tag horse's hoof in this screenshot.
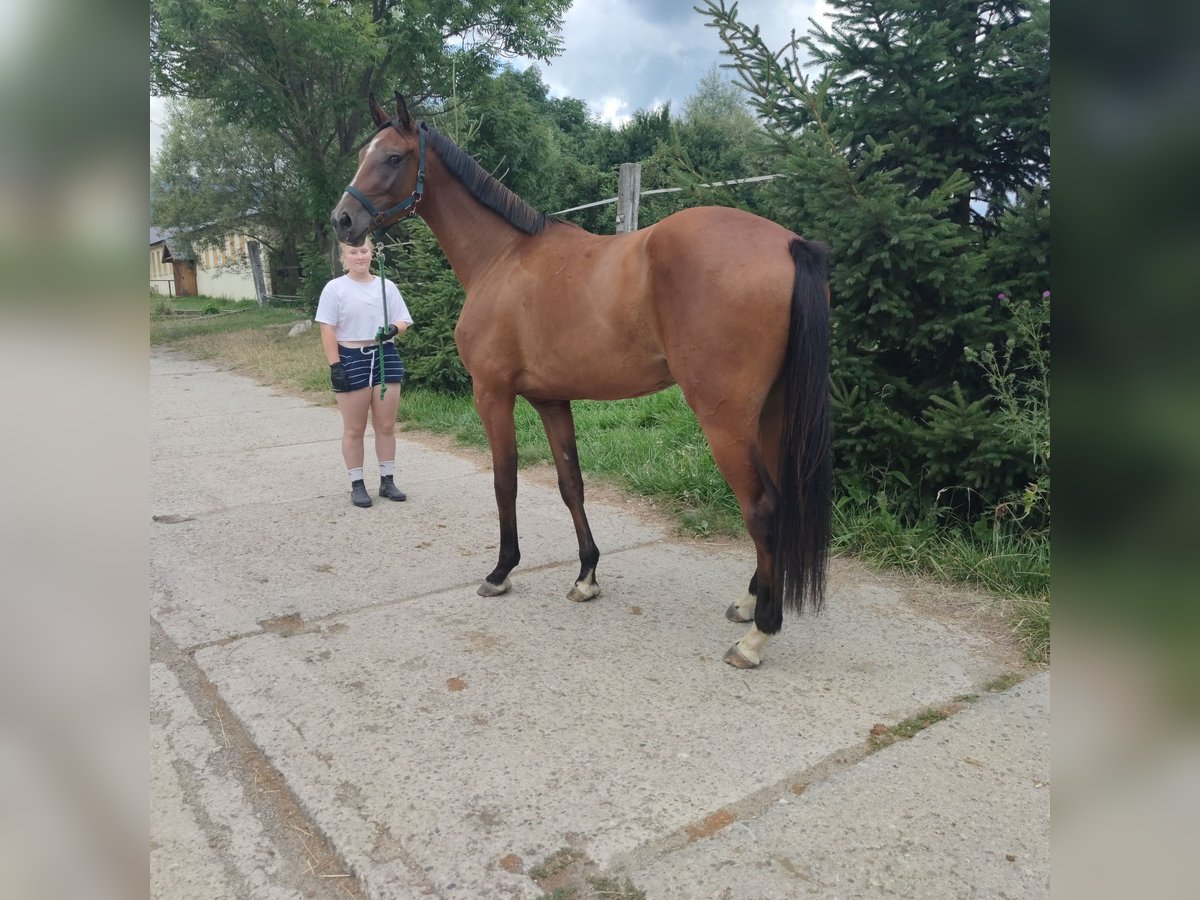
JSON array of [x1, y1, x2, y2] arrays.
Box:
[[567, 581, 600, 603], [723, 641, 761, 669], [477, 578, 511, 597], [725, 603, 753, 623]]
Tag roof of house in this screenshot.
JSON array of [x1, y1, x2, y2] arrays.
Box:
[[150, 226, 195, 261]]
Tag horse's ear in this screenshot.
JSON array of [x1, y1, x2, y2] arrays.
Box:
[[394, 92, 412, 130], [368, 92, 389, 127]]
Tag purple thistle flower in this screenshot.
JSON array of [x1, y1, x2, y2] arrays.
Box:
[[997, 292, 1006, 300], [1043, 290, 1051, 298]]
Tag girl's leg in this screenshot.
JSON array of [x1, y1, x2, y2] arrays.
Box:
[[369, 384, 402, 467], [335, 388, 372, 472], [370, 385, 405, 500]]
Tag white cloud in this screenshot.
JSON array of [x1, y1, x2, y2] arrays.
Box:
[[529, 0, 827, 123], [597, 97, 631, 128]]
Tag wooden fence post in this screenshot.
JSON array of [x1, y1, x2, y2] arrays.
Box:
[[616, 162, 641, 233], [248, 241, 267, 306]]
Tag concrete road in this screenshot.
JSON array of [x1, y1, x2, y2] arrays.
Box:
[[150, 347, 1049, 899]]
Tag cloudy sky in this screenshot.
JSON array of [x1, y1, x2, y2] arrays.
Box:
[[150, 1, 828, 157], [516, 0, 827, 125]]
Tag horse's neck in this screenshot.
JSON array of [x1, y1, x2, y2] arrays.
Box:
[[418, 160, 523, 291]]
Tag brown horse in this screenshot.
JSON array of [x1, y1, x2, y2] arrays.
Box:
[[331, 93, 831, 668]]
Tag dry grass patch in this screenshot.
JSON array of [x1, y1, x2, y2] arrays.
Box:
[[174, 327, 333, 403]]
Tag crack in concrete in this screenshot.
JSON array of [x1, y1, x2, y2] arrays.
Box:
[[152, 616, 386, 899]]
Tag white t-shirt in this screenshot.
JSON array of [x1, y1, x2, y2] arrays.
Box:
[[315, 275, 413, 342]]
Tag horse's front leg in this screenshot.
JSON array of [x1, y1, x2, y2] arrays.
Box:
[[530, 399, 600, 602], [475, 389, 520, 596]]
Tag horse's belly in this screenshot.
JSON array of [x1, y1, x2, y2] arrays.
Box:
[[518, 354, 674, 402]]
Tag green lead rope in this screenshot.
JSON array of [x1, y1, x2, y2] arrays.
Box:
[[373, 234, 389, 400]]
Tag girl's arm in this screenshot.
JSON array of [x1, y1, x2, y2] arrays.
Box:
[[319, 323, 341, 364], [387, 281, 413, 333]]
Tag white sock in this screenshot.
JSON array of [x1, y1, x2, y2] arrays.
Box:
[[348, 467, 364, 482], [379, 460, 396, 478]]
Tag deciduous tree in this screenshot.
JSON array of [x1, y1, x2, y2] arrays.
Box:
[[152, 99, 307, 293], [151, 0, 571, 270]]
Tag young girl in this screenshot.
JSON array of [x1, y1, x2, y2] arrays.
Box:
[[315, 238, 414, 507]]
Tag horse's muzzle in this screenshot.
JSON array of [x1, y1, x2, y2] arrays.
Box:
[[330, 202, 368, 246]]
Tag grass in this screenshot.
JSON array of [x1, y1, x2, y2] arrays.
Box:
[[529, 848, 645, 900], [151, 294, 303, 345], [868, 707, 953, 750], [401, 386, 745, 536], [984, 672, 1023, 693], [868, 670, 1025, 750], [530, 848, 581, 882], [831, 499, 1050, 661], [534, 879, 645, 900], [152, 311, 1049, 661]]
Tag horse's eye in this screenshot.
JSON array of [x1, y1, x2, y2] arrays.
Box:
[[387, 154, 402, 167]]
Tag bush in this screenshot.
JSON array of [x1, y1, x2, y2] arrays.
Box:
[[385, 224, 472, 394], [967, 288, 1051, 529]]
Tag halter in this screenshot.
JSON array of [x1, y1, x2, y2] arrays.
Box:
[[343, 121, 428, 231]]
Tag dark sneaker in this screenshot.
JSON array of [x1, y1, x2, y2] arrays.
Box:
[[379, 475, 407, 501], [351, 479, 373, 508]]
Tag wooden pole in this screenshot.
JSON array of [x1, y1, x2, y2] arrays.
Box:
[[616, 162, 641, 233], [248, 240, 267, 306]]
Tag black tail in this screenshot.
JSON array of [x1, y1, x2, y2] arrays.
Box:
[[774, 237, 832, 615]]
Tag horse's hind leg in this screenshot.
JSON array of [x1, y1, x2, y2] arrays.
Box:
[[725, 387, 783, 625], [692, 419, 779, 667], [726, 571, 757, 623], [530, 399, 601, 602], [475, 388, 520, 596]]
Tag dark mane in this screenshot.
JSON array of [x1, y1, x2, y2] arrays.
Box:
[[426, 126, 562, 235]]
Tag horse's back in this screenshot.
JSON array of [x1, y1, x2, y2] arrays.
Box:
[[647, 204, 796, 243], [461, 205, 800, 404]]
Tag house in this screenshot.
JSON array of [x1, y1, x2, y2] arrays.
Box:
[[150, 226, 268, 301], [150, 227, 196, 297]]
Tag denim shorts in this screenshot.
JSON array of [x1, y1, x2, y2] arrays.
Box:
[[335, 342, 405, 392]]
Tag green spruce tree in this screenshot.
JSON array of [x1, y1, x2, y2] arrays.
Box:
[[701, 0, 1049, 522]]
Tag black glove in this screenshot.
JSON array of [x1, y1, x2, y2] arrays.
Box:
[[377, 324, 399, 341], [329, 362, 352, 393]]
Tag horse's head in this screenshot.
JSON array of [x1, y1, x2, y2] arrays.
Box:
[[331, 92, 427, 246]]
